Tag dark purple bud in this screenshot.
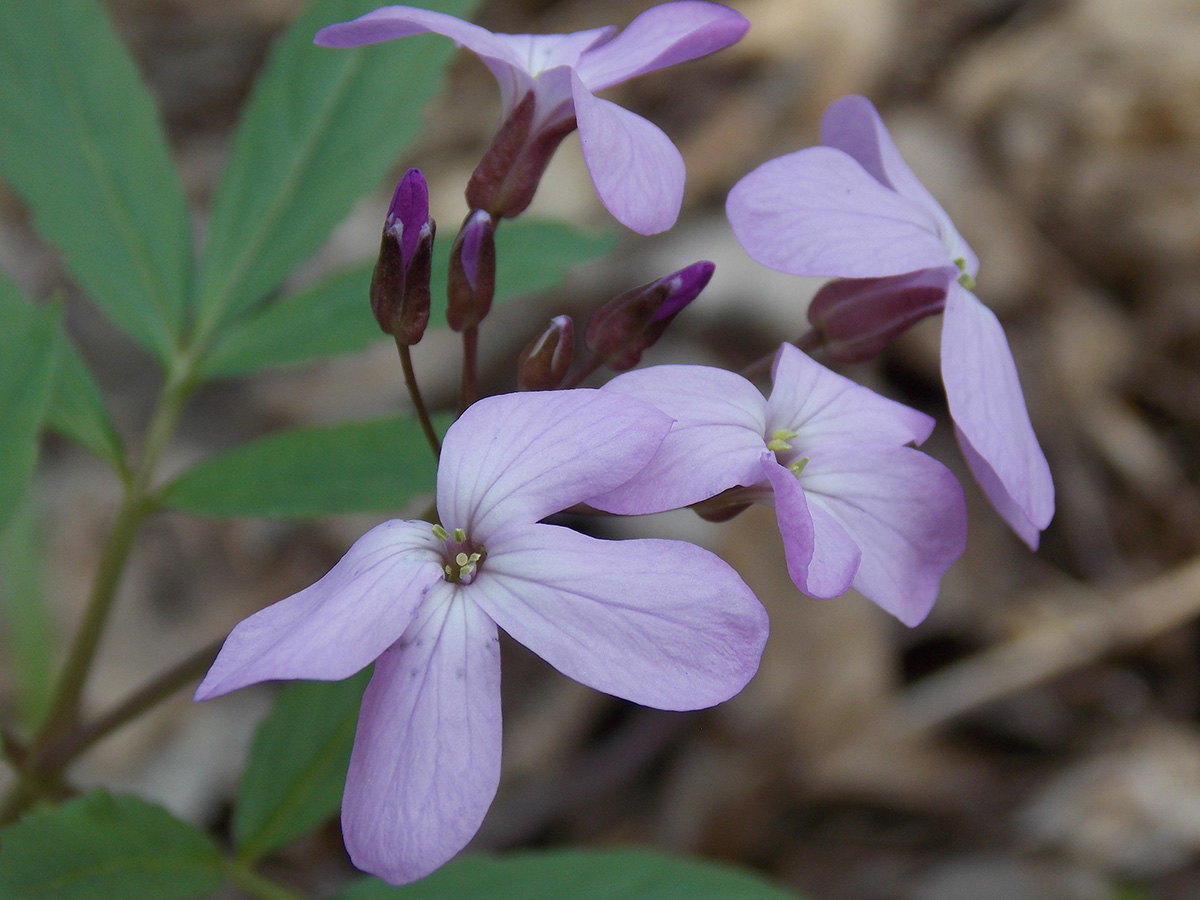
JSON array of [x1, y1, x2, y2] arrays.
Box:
[[585, 261, 714, 371], [807, 269, 949, 363], [371, 169, 435, 344], [518, 315, 574, 391], [446, 210, 496, 332], [466, 89, 577, 220]]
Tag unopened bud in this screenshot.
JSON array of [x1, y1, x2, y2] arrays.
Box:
[[518, 316, 574, 391], [446, 210, 497, 331], [807, 269, 948, 363], [585, 261, 713, 371], [370, 169, 435, 344]]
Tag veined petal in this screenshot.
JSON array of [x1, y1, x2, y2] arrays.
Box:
[[194, 521, 442, 700], [726, 147, 952, 277], [316, 7, 524, 69], [315, 7, 538, 120], [820, 95, 978, 278], [342, 585, 501, 885], [942, 284, 1054, 547], [473, 523, 767, 710], [438, 390, 672, 536], [575, 1, 750, 91], [571, 72, 684, 234], [593, 364, 768, 514], [760, 453, 859, 599], [802, 445, 968, 626], [767, 343, 935, 449]]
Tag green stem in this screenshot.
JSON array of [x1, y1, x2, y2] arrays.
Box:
[[224, 861, 310, 900], [38, 638, 222, 772], [395, 337, 441, 459]]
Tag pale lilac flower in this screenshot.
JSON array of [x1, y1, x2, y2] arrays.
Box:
[[315, 2, 749, 234], [195, 390, 767, 885], [591, 344, 967, 626], [725, 94, 1054, 548]]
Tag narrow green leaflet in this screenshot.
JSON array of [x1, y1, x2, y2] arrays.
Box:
[[0, 791, 224, 900], [159, 416, 443, 518], [0, 294, 60, 531], [0, 0, 192, 360], [0, 274, 124, 469], [44, 334, 126, 472], [234, 671, 371, 863], [0, 498, 55, 730], [338, 849, 809, 900], [200, 220, 616, 379], [191, 0, 479, 341]]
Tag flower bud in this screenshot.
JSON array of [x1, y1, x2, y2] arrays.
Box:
[[466, 88, 577, 220], [370, 169, 435, 345], [585, 261, 714, 371], [806, 269, 949, 364], [517, 315, 574, 391], [446, 210, 497, 332]]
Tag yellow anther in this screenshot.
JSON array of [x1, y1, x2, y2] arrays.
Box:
[[432, 524, 449, 541], [453, 527, 466, 542], [788, 457, 810, 477], [767, 428, 799, 451], [455, 552, 470, 567], [954, 258, 976, 291]]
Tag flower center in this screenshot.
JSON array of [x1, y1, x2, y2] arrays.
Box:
[[766, 428, 809, 480], [432, 524, 486, 585]]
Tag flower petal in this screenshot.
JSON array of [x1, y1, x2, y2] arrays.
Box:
[[438, 390, 672, 536], [473, 523, 767, 710], [592, 364, 768, 514], [194, 520, 442, 700], [342, 584, 501, 885], [315, 6, 525, 69], [820, 95, 979, 278], [760, 453, 859, 599], [768, 343, 935, 449], [571, 72, 684, 234], [575, 1, 750, 91], [941, 284, 1054, 547], [726, 147, 951, 278], [802, 445, 968, 626]]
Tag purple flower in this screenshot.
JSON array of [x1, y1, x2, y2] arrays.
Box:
[[591, 344, 967, 626], [195, 391, 767, 884], [315, 2, 749, 234], [725, 95, 1054, 548]]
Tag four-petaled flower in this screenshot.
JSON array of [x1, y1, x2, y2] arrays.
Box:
[[195, 391, 768, 885], [726, 95, 1054, 547], [591, 344, 968, 626], [315, 2, 749, 234]]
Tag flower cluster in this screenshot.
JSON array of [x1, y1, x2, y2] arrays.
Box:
[[198, 1, 1055, 889]]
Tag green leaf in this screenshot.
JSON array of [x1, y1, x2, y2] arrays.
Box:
[[0, 290, 60, 531], [199, 219, 616, 379], [0, 274, 125, 470], [338, 849, 809, 900], [0, 497, 55, 730], [159, 416, 444, 518], [234, 671, 370, 862], [0, 0, 192, 360], [191, 0, 479, 342], [44, 335, 127, 472], [0, 791, 224, 900]]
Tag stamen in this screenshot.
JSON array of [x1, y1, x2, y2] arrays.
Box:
[[788, 456, 810, 477], [432, 524, 449, 541], [767, 428, 799, 451], [453, 527, 466, 542], [954, 258, 976, 291]]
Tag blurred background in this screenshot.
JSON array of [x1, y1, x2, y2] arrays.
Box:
[[2, 0, 1200, 897]]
